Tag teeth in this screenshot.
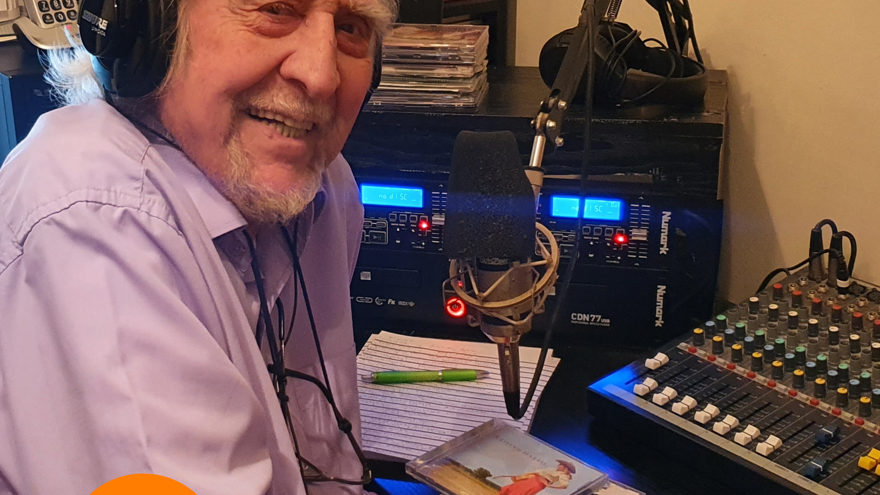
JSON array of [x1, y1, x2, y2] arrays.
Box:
[[250, 108, 311, 138]]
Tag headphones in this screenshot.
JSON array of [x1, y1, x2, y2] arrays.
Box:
[[539, 22, 706, 107], [78, 0, 382, 101]]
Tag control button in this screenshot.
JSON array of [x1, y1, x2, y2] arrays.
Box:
[[693, 411, 712, 424], [734, 425, 760, 446], [359, 271, 372, 281], [671, 402, 690, 416], [62, 0, 74, 8], [721, 414, 739, 429], [645, 353, 669, 369], [38, 0, 49, 11], [50, 0, 61, 9], [65, 9, 76, 20], [816, 425, 840, 445], [53, 11, 65, 22], [859, 450, 880, 471], [368, 231, 387, 244], [654, 353, 670, 366], [642, 377, 658, 391], [409, 215, 418, 223], [604, 227, 613, 237], [41, 13, 54, 23], [652, 393, 671, 406], [376, 220, 387, 228], [389, 213, 397, 222], [799, 458, 829, 480], [703, 404, 720, 418], [765, 435, 783, 450], [712, 421, 731, 435], [756, 442, 775, 457], [633, 383, 650, 396], [593, 227, 603, 236]]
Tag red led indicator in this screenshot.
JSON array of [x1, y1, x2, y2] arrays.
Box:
[[419, 220, 430, 230], [445, 297, 466, 318], [613, 233, 628, 244]]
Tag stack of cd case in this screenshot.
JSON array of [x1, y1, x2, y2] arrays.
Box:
[[368, 24, 490, 111], [406, 419, 609, 495]]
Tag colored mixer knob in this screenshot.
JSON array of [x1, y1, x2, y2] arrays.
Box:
[[788, 311, 800, 330], [784, 353, 796, 372], [829, 326, 840, 346], [873, 389, 880, 409], [814, 378, 827, 398], [849, 380, 862, 399], [771, 360, 784, 379], [811, 297, 824, 316], [817, 354, 828, 374], [793, 369, 806, 389], [755, 330, 766, 347], [832, 305, 843, 324], [862, 371, 873, 393], [748, 296, 760, 315], [808, 319, 820, 338], [769, 304, 780, 322], [712, 335, 724, 355], [837, 387, 850, 408], [744, 336, 755, 354], [724, 328, 736, 347], [705, 320, 717, 337], [693, 328, 705, 346], [827, 370, 839, 388], [775, 338, 786, 358], [806, 361, 817, 380], [874, 320, 880, 340], [735, 322, 746, 341], [791, 290, 803, 308], [764, 345, 776, 363], [731, 344, 744, 363], [773, 283, 784, 301], [796, 346, 807, 365], [860, 396, 872, 417], [851, 334, 862, 354], [873, 342, 880, 362], [751, 352, 764, 372], [716, 314, 728, 329], [839, 363, 850, 382], [853, 312, 864, 332]]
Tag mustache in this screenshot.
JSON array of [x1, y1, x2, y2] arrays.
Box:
[[240, 89, 334, 126]]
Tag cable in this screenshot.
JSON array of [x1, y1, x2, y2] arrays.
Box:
[[836, 230, 857, 276], [755, 248, 845, 294]]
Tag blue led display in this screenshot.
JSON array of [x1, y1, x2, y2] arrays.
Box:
[[550, 196, 623, 221], [360, 184, 424, 208]]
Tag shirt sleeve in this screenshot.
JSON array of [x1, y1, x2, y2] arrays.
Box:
[[0, 202, 275, 495]]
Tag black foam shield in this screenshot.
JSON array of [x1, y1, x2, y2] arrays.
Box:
[[444, 130, 535, 260]]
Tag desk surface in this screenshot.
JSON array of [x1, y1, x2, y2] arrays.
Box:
[[364, 343, 744, 495]]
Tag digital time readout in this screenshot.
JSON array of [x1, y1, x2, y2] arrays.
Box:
[[550, 196, 623, 221], [360, 184, 424, 208]]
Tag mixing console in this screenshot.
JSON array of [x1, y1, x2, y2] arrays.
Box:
[[588, 269, 880, 494]]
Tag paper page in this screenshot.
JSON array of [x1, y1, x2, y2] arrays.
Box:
[[357, 331, 561, 462]]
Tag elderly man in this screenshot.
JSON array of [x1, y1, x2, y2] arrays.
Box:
[[0, 0, 397, 492]]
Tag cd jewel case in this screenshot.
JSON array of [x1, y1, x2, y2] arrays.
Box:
[[406, 419, 608, 495]]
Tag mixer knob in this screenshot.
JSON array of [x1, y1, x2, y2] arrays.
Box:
[[774, 338, 786, 358], [705, 320, 718, 337], [860, 396, 872, 417], [751, 352, 764, 372], [814, 377, 827, 398], [791, 290, 803, 309], [832, 304, 843, 324], [849, 380, 862, 399], [861, 371, 873, 393], [795, 346, 807, 366], [827, 370, 839, 389], [788, 311, 800, 330], [837, 387, 850, 408], [712, 335, 724, 355], [724, 328, 736, 347], [773, 283, 784, 301], [808, 318, 820, 338], [851, 333, 862, 354], [771, 361, 784, 380], [873, 342, 880, 363], [873, 319, 880, 340], [793, 369, 806, 389], [838, 363, 850, 382], [692, 328, 705, 346], [748, 296, 760, 315], [731, 344, 744, 363], [743, 336, 755, 354], [811, 297, 824, 316], [755, 330, 767, 348], [853, 312, 865, 332], [734, 322, 746, 341], [783, 353, 796, 372], [829, 326, 840, 346], [805, 361, 817, 380], [873, 389, 880, 409], [716, 314, 728, 330], [816, 354, 828, 374], [768, 304, 780, 322]]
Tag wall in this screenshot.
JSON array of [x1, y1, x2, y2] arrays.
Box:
[[515, 0, 880, 302]]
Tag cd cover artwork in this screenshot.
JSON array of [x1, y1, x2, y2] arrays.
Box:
[[407, 419, 607, 495]]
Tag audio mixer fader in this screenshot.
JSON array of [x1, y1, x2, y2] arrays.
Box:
[[589, 271, 880, 494]]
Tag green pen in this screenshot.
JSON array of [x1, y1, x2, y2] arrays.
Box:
[[363, 369, 490, 384]]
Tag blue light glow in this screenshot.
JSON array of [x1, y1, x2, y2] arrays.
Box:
[[550, 196, 623, 221], [360, 184, 424, 208]]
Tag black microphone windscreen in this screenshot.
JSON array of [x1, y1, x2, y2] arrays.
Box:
[[444, 130, 535, 260]]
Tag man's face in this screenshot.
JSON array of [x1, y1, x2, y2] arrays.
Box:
[[159, 0, 385, 223]]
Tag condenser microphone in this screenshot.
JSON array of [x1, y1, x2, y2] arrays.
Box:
[[444, 130, 558, 419]]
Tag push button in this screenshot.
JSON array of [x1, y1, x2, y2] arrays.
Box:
[[66, 9, 76, 20], [41, 13, 53, 23], [62, 0, 74, 7], [50, 0, 61, 9], [38, 0, 49, 11]]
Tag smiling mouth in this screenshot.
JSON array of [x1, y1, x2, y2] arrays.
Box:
[[247, 108, 314, 139]]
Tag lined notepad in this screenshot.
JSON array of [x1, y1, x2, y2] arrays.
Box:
[[357, 331, 561, 462]]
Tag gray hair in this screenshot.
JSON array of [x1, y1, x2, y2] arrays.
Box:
[[45, 0, 398, 107]]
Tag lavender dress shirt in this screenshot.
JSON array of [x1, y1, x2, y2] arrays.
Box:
[[0, 99, 365, 495]]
